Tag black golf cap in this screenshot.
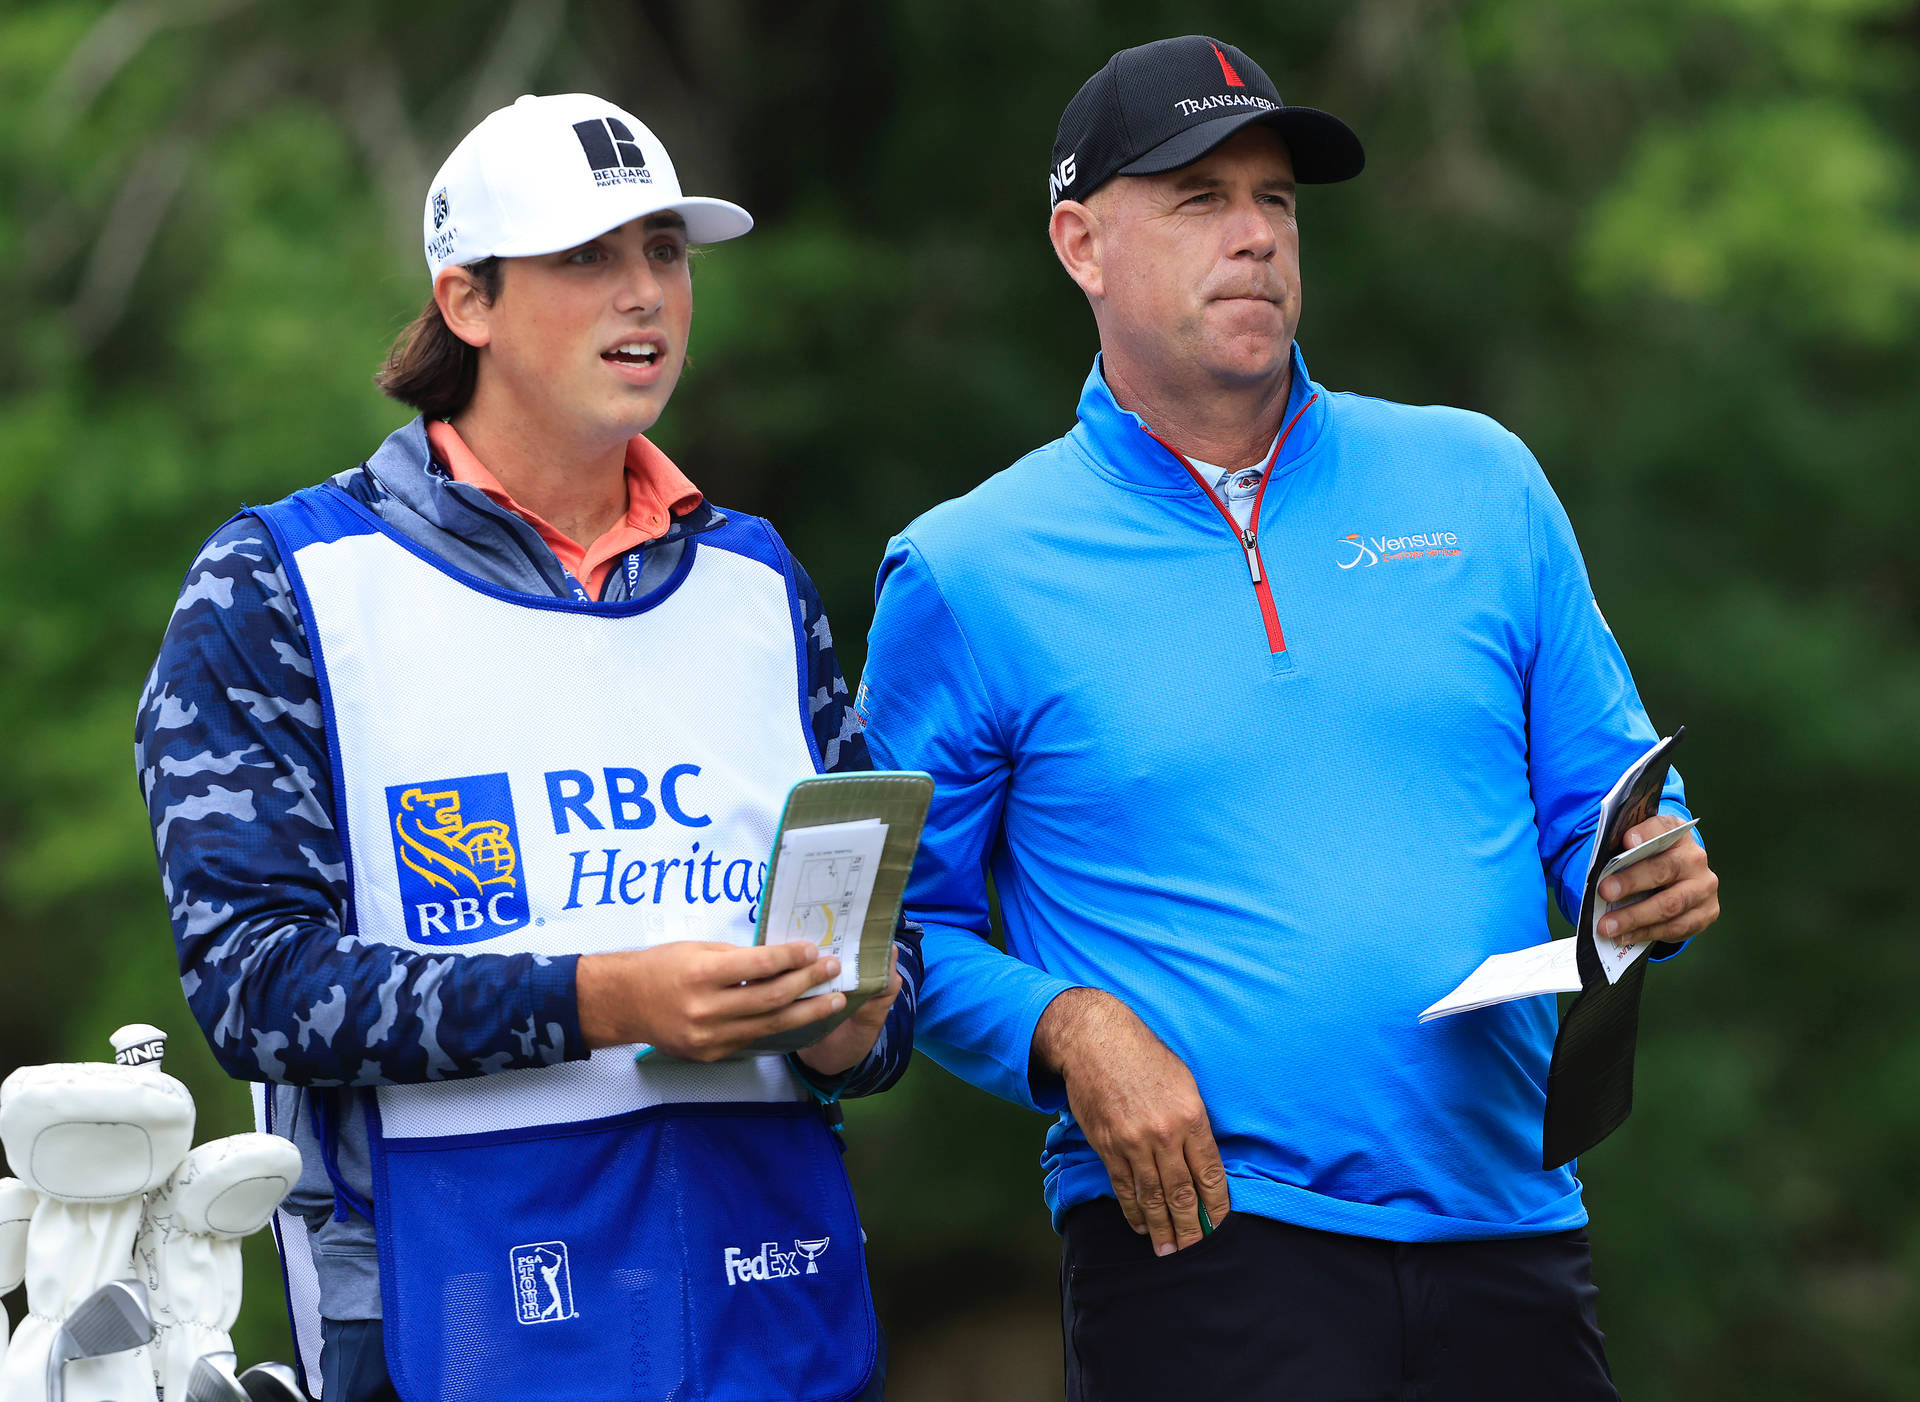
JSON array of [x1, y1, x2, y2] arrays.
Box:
[[1048, 35, 1364, 207]]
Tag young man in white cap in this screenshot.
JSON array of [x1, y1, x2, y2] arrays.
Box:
[[136, 94, 911, 1402]]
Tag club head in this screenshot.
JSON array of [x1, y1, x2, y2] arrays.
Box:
[[239, 1361, 306, 1401], [46, 1279, 154, 1402], [186, 1350, 248, 1402]]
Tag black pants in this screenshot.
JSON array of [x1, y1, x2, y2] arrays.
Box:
[[1061, 1199, 1620, 1402], [320, 1316, 891, 1401]]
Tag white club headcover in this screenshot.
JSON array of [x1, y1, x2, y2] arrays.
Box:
[[0, 1062, 194, 1402], [0, 1177, 34, 1365], [136, 1133, 301, 1402]]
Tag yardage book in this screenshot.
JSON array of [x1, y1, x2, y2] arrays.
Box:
[[743, 771, 934, 1055], [1419, 817, 1699, 1020], [1542, 726, 1688, 1168], [1417, 729, 1691, 1168]]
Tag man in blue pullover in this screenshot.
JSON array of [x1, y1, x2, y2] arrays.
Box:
[[859, 35, 1721, 1402]]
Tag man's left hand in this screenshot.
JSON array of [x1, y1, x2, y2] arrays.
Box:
[[794, 945, 903, 1077], [1598, 813, 1721, 946]]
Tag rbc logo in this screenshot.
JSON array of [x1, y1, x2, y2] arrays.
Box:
[[386, 774, 530, 945]]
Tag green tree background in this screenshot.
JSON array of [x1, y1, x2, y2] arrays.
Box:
[[2, 1, 1916, 1398]]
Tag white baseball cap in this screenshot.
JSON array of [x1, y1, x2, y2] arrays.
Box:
[[421, 92, 753, 279]]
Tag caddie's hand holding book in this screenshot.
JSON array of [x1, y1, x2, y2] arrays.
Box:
[[634, 771, 932, 1062], [747, 771, 933, 1055]]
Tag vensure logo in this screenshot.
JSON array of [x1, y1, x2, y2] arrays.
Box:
[[1336, 534, 1379, 569], [1337, 530, 1463, 569], [386, 774, 529, 944]]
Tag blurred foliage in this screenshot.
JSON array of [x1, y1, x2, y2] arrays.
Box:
[[1, 1, 1916, 1398]]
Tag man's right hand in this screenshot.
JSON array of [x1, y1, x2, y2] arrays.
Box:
[[1032, 987, 1230, 1256], [577, 942, 846, 1060]]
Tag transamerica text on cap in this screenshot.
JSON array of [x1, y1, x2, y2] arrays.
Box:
[[1173, 93, 1278, 118]]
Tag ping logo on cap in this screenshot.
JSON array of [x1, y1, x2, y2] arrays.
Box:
[[572, 117, 655, 188], [1049, 153, 1078, 204], [387, 774, 530, 944]]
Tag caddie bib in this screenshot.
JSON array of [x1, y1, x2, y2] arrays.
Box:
[[253, 483, 877, 1402]]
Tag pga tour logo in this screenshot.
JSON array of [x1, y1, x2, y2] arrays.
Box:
[[723, 1237, 831, 1285], [510, 1241, 577, 1324]]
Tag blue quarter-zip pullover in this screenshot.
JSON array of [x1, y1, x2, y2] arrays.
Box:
[[858, 346, 1689, 1241]]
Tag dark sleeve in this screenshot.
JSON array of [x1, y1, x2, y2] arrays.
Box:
[[784, 553, 914, 1097], [134, 514, 589, 1086], [792, 557, 872, 774], [790, 918, 923, 1103]]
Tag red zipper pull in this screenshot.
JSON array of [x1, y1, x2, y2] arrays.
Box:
[[1240, 527, 1263, 584]]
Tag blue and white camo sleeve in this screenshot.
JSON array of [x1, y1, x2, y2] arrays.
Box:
[[134, 515, 587, 1086], [794, 559, 872, 776], [790, 560, 918, 1100]]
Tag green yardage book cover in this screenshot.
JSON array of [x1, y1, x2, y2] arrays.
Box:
[[743, 770, 933, 1055]]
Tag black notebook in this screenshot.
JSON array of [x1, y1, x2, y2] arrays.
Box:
[[1542, 727, 1687, 1169]]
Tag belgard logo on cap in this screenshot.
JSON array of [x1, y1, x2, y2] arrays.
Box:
[[571, 116, 654, 188], [1048, 34, 1365, 208]]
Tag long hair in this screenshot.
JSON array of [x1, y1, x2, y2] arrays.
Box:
[[374, 258, 503, 419]]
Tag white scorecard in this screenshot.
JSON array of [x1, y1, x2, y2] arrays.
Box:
[[762, 818, 889, 996], [1419, 939, 1582, 1023], [1420, 816, 1702, 1022]]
